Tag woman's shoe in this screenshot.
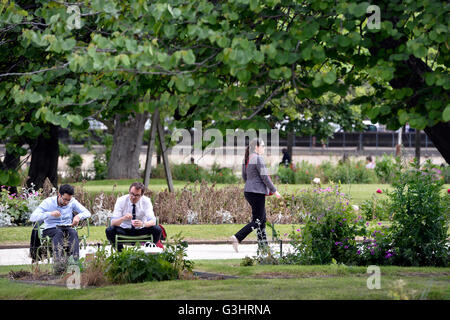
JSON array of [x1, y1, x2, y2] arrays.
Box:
[[230, 235, 239, 252]]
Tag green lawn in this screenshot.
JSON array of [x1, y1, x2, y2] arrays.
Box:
[[0, 262, 448, 300], [74, 179, 450, 206]]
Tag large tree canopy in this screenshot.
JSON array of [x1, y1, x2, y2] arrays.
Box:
[[0, 0, 448, 187]]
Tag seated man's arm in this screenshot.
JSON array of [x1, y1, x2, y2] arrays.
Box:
[[71, 199, 92, 226], [30, 198, 57, 222], [111, 197, 131, 227], [142, 198, 156, 228]]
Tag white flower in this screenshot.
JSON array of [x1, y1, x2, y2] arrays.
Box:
[[313, 178, 321, 184], [0, 204, 13, 227], [216, 209, 233, 224], [91, 193, 112, 226], [187, 210, 198, 224], [352, 205, 359, 211]]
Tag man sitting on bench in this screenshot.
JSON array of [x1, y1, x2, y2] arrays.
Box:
[[106, 182, 162, 251], [30, 184, 91, 264]]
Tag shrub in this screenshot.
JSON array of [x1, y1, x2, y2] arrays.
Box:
[[171, 164, 208, 182], [360, 193, 392, 221], [159, 233, 194, 277], [67, 152, 83, 182], [93, 153, 108, 180], [275, 159, 379, 184], [92, 132, 113, 180], [387, 159, 449, 266], [276, 165, 295, 184], [355, 225, 395, 266], [328, 160, 378, 184], [294, 161, 319, 184], [80, 242, 110, 287], [283, 185, 366, 265], [208, 163, 239, 184], [440, 164, 450, 184], [0, 185, 40, 226], [375, 154, 397, 183], [105, 247, 179, 284]]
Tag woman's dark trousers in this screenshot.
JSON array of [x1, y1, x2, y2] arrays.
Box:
[[234, 192, 268, 246]]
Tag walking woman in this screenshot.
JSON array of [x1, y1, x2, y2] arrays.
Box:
[[230, 138, 281, 252]]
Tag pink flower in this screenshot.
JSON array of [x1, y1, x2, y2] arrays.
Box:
[[448, 189, 450, 194], [376, 189, 382, 194]]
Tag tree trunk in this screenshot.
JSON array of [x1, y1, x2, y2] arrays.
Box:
[[107, 112, 148, 179], [26, 125, 59, 190], [0, 148, 21, 194], [424, 122, 450, 164]]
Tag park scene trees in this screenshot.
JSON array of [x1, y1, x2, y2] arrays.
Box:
[[0, 0, 448, 301]]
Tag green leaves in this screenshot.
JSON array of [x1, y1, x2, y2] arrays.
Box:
[[443, 105, 450, 122], [0, 169, 21, 186], [348, 2, 370, 18], [181, 50, 196, 65]]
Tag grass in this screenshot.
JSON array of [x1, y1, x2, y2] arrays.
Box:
[[0, 262, 448, 300], [2, 179, 448, 301], [73, 179, 450, 205], [73, 179, 393, 200]]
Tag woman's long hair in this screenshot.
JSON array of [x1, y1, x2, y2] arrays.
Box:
[[244, 138, 263, 168]]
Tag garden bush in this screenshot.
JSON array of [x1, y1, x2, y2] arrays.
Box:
[[67, 152, 83, 182], [208, 163, 239, 184], [293, 161, 319, 184], [360, 193, 392, 221], [374, 154, 398, 184], [277, 165, 295, 184], [150, 163, 238, 184], [104, 234, 193, 284], [276, 159, 379, 184], [387, 159, 449, 267], [105, 247, 179, 284], [0, 185, 41, 226], [355, 224, 395, 266], [282, 185, 366, 265], [440, 164, 450, 184]]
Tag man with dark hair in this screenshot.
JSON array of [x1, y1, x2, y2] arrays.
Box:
[[106, 182, 162, 251], [279, 148, 292, 167], [30, 184, 91, 264], [366, 155, 376, 169]]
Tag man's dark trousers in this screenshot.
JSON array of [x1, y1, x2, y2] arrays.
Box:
[[105, 225, 162, 251], [42, 227, 79, 260]]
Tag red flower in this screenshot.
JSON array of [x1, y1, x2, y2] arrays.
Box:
[[448, 189, 450, 194], [376, 189, 382, 194]]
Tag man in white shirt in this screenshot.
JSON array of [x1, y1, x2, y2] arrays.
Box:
[[105, 182, 162, 251]]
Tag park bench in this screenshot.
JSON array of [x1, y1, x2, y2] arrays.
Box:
[[106, 217, 162, 252]]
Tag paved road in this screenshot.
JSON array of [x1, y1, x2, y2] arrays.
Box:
[[0, 243, 293, 266]]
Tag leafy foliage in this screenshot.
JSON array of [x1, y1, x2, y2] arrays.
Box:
[[105, 246, 179, 284], [283, 185, 366, 265], [387, 159, 449, 266], [1, 0, 448, 185]]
